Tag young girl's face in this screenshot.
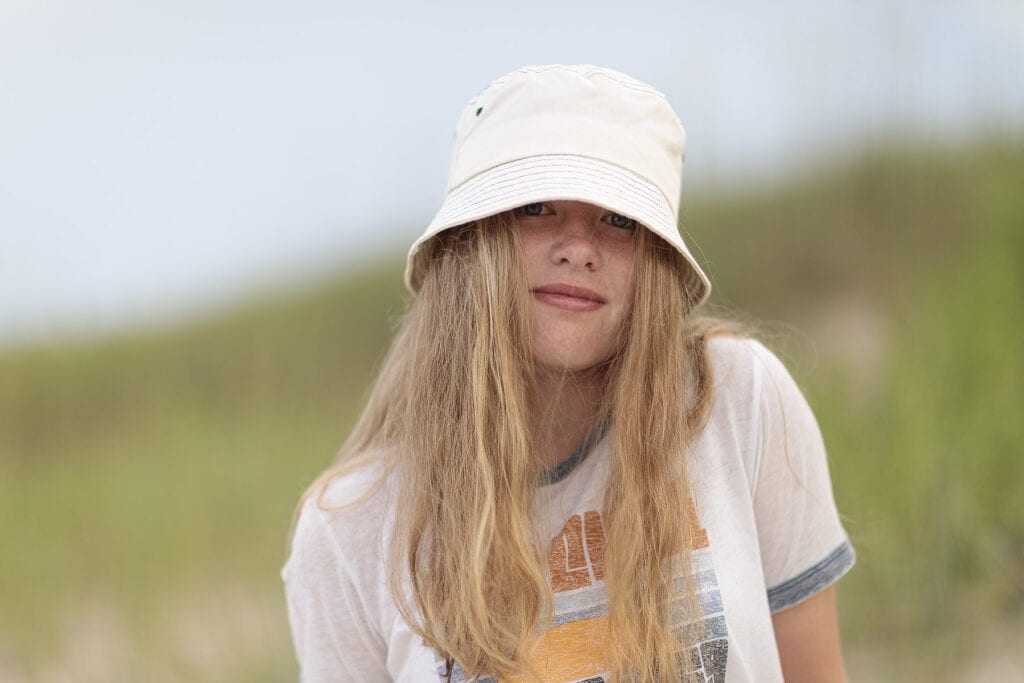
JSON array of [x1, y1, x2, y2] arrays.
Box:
[[514, 200, 637, 374]]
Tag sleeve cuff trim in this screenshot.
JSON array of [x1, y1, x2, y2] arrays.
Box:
[[767, 540, 855, 613]]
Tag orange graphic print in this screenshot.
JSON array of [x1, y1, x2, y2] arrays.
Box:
[[549, 511, 607, 591], [549, 502, 704, 593], [440, 502, 726, 683], [688, 499, 710, 550], [506, 616, 610, 683]]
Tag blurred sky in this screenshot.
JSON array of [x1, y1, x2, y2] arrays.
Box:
[[1, 0, 1022, 347]]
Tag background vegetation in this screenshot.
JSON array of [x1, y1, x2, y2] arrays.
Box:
[[1, 139, 1021, 681]]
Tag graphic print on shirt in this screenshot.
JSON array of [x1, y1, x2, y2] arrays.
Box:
[[436, 503, 728, 682]]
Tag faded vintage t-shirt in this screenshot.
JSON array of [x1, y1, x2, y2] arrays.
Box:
[[282, 337, 855, 682]]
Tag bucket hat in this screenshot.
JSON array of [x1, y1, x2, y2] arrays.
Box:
[[405, 64, 711, 308]]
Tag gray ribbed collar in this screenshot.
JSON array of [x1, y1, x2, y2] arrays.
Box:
[[539, 420, 610, 486]]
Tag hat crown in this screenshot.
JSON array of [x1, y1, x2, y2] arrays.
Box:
[[446, 65, 686, 213]]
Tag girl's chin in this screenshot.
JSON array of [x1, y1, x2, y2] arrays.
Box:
[[532, 350, 613, 376], [529, 325, 619, 373]]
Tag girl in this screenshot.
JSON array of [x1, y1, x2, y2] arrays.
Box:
[[283, 64, 854, 682]]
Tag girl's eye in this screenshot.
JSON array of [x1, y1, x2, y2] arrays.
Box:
[[515, 203, 549, 217], [604, 213, 638, 230]]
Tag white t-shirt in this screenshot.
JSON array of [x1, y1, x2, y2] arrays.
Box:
[[282, 337, 855, 682]]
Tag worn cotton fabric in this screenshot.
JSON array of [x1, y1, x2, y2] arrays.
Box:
[[282, 337, 855, 682]]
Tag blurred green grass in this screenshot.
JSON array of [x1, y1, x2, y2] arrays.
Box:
[[1, 139, 1021, 681]]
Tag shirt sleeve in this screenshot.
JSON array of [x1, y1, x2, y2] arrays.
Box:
[[746, 340, 855, 613], [281, 499, 391, 682]]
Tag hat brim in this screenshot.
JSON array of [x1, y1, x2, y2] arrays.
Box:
[[406, 154, 710, 308]]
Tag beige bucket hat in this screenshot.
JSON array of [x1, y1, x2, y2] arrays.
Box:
[[405, 64, 711, 308]]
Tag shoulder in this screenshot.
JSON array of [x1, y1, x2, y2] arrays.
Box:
[[283, 458, 393, 587], [703, 335, 810, 419], [701, 335, 784, 417], [695, 335, 823, 481], [705, 335, 792, 390], [281, 459, 399, 676]]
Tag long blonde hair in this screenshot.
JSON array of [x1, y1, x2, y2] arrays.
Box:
[[301, 210, 738, 681]]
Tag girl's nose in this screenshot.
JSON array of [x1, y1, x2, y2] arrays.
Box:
[[549, 209, 602, 270]]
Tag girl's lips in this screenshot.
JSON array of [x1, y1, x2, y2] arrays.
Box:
[[532, 284, 606, 312]]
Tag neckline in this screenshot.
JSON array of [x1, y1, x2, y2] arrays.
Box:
[[539, 420, 609, 486]]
